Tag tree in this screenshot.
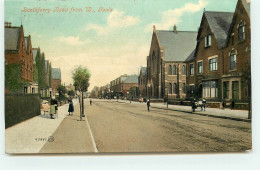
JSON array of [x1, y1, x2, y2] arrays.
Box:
[[72, 66, 91, 120]]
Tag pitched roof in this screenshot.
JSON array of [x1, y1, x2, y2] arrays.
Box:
[[204, 11, 234, 48], [52, 68, 61, 80], [241, 0, 250, 17], [123, 75, 138, 84], [32, 49, 39, 64], [156, 30, 197, 62], [4, 27, 22, 51], [140, 67, 147, 75], [185, 49, 196, 62]]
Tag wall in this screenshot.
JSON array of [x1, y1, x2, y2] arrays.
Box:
[[5, 94, 41, 128]]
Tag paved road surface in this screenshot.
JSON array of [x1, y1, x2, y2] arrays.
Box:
[[85, 99, 251, 153]]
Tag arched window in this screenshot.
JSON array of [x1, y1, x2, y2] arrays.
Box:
[[238, 21, 245, 42], [230, 50, 237, 70], [182, 65, 186, 75], [169, 83, 172, 94], [182, 83, 186, 94], [152, 53, 156, 74], [174, 83, 177, 94], [168, 65, 172, 75], [173, 65, 177, 75]]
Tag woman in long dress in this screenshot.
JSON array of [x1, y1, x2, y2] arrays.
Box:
[[68, 99, 74, 116]]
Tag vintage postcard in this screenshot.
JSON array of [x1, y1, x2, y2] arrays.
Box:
[[4, 0, 251, 154]]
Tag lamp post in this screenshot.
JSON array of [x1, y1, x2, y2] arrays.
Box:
[[148, 83, 151, 100], [167, 90, 168, 108]]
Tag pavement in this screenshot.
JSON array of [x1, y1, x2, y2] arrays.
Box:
[[5, 99, 76, 154], [39, 100, 97, 153], [115, 99, 251, 122]]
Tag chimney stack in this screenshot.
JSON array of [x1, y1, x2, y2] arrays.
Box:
[[5, 22, 12, 27], [174, 25, 177, 33]]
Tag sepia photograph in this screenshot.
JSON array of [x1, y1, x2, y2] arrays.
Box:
[[4, 0, 252, 154]]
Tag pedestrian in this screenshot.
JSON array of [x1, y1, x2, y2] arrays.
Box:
[[68, 99, 74, 116], [231, 100, 235, 110], [147, 99, 150, 112], [50, 97, 57, 119], [222, 100, 226, 109], [141, 97, 143, 103], [202, 98, 206, 111], [191, 99, 196, 112], [90, 99, 92, 106]]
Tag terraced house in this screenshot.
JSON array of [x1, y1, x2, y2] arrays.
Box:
[[186, 0, 250, 106], [5, 23, 34, 93]]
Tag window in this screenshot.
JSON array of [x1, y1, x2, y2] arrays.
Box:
[[152, 53, 156, 74], [202, 81, 218, 98], [238, 22, 245, 42], [173, 65, 177, 75], [182, 65, 186, 75], [182, 83, 186, 94], [198, 61, 203, 74], [169, 83, 172, 94], [223, 82, 229, 99], [230, 51, 237, 70], [232, 81, 239, 100], [168, 65, 172, 75], [205, 35, 212, 47], [174, 83, 177, 94], [190, 64, 194, 75], [209, 58, 218, 71]]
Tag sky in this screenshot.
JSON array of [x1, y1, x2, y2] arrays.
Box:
[[5, 0, 238, 91]]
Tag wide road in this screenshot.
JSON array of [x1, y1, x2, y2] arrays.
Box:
[[85, 99, 252, 153]]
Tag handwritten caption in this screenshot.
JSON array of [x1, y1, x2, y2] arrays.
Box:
[[21, 6, 113, 14]]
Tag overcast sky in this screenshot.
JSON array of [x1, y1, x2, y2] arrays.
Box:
[[5, 0, 238, 91]]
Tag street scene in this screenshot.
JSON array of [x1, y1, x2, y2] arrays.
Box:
[[4, 0, 251, 154]]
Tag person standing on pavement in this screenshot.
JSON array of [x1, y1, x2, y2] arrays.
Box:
[[90, 99, 92, 106], [147, 99, 150, 112], [202, 98, 206, 111], [50, 98, 57, 119], [68, 99, 74, 116], [222, 100, 226, 109]]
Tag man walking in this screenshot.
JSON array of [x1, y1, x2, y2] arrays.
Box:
[[202, 98, 206, 111], [147, 99, 150, 112], [90, 99, 92, 106]]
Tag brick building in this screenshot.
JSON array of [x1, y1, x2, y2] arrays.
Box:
[[186, 0, 250, 104], [5, 23, 34, 93], [147, 25, 197, 99], [138, 67, 147, 97], [190, 11, 234, 100], [110, 74, 138, 99], [51, 68, 61, 96], [222, 0, 251, 102]]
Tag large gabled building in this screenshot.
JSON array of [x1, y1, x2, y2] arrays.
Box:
[[147, 25, 197, 99]]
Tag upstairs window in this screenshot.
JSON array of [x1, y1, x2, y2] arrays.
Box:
[[173, 65, 177, 75], [190, 64, 194, 75], [230, 51, 237, 70], [205, 35, 212, 47], [168, 65, 172, 75], [238, 22, 245, 42], [209, 58, 218, 71], [198, 61, 203, 74], [182, 65, 186, 75]]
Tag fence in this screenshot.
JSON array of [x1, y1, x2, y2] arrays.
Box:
[[5, 94, 41, 128]]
